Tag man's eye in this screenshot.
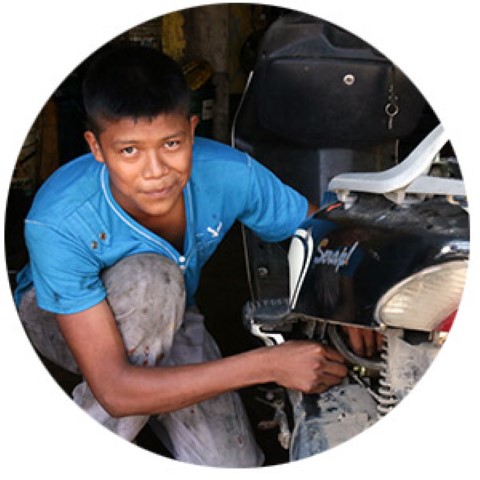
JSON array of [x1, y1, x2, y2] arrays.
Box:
[[164, 140, 180, 150], [121, 146, 137, 156]]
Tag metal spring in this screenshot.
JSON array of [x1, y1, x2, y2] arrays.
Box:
[[377, 332, 399, 416]]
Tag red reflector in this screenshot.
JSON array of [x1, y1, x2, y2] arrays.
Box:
[[436, 310, 457, 332]]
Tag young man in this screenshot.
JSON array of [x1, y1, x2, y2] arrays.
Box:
[[15, 44, 378, 467]]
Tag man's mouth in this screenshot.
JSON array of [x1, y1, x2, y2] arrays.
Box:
[[142, 185, 174, 199]]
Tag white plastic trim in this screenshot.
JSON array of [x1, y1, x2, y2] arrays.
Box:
[[288, 228, 314, 309], [328, 124, 449, 196], [405, 175, 466, 197]]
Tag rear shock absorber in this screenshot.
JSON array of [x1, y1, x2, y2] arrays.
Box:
[[376, 330, 400, 416]]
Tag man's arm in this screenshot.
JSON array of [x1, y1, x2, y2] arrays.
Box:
[[307, 202, 319, 217], [57, 300, 348, 417]]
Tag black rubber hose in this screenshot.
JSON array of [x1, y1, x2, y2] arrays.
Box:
[[327, 324, 383, 372]]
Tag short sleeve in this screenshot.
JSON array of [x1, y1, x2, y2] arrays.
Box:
[[24, 220, 106, 314], [238, 156, 308, 242]]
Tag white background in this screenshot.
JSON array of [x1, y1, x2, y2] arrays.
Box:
[[1, 1, 478, 478]]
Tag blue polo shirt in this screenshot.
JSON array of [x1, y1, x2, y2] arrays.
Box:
[[15, 137, 308, 314]]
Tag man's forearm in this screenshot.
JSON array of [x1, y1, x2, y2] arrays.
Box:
[[97, 340, 348, 418], [95, 347, 272, 417]]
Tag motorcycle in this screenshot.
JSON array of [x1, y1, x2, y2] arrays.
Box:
[[232, 12, 469, 461]]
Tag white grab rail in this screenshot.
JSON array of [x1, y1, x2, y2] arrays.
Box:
[[328, 124, 465, 203]]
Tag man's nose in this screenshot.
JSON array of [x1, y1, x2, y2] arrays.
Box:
[[144, 151, 169, 178]]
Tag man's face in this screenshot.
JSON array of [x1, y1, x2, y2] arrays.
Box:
[[85, 113, 198, 225]]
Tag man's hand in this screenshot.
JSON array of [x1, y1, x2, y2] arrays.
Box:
[[343, 326, 383, 358], [267, 340, 348, 394]]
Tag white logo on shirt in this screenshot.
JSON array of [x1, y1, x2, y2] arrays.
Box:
[[207, 222, 223, 238]]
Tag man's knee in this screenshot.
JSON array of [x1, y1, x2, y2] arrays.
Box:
[[101, 254, 186, 364], [102, 254, 184, 305], [18, 288, 80, 374]]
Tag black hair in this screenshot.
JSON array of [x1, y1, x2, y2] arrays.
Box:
[[82, 43, 190, 135]]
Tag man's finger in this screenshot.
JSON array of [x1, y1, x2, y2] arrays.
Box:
[[342, 326, 365, 356], [318, 359, 349, 378], [323, 345, 347, 363]]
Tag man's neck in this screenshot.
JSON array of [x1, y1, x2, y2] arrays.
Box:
[[139, 196, 186, 254]]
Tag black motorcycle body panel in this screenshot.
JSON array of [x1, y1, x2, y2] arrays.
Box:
[[294, 195, 469, 328]]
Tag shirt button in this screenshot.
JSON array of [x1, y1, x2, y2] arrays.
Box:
[[178, 256, 186, 263]]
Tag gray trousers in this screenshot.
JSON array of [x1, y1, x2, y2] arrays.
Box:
[[18, 254, 264, 467]]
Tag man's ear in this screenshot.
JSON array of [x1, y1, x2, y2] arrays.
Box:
[[189, 115, 199, 137], [84, 131, 104, 163]]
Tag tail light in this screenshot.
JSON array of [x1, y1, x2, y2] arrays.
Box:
[[374, 260, 468, 331], [436, 309, 457, 332]]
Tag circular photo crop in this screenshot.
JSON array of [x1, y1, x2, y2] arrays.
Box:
[[3, 2, 471, 475]]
